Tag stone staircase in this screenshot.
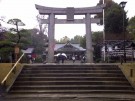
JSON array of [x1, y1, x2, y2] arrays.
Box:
[[8, 64, 135, 96]]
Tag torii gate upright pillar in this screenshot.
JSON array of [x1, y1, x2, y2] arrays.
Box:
[[85, 13, 93, 63], [48, 13, 55, 63]]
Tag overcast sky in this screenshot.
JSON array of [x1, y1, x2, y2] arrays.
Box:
[[0, 0, 134, 40]]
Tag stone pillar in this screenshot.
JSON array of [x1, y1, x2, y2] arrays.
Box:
[[85, 13, 93, 63], [48, 13, 55, 63]]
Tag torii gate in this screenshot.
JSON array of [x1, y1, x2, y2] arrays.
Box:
[[35, 4, 105, 63]]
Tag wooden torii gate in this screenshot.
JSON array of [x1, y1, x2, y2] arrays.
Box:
[[35, 4, 105, 63]]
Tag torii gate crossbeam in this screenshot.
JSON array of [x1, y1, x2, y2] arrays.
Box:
[[40, 18, 100, 24]]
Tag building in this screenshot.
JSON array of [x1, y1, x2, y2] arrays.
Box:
[[54, 42, 86, 60]]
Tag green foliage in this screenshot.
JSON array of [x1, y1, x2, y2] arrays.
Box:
[[92, 31, 103, 43], [105, 3, 128, 33], [96, 0, 115, 25], [7, 18, 25, 26], [0, 23, 47, 62], [58, 36, 70, 43], [0, 32, 7, 40], [19, 29, 32, 49], [93, 45, 101, 62], [30, 29, 47, 54], [80, 35, 86, 48], [70, 35, 83, 43], [7, 18, 25, 44], [96, 0, 128, 34], [79, 32, 103, 49], [0, 40, 14, 62], [55, 35, 86, 48], [0, 40, 13, 47], [5, 32, 17, 45], [0, 46, 13, 54], [0, 28, 32, 62], [128, 16, 135, 40]]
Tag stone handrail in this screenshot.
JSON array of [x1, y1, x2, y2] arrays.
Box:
[[1, 53, 25, 86]]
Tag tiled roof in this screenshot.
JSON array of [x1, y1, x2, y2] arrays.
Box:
[[21, 48, 34, 53], [54, 43, 86, 51]]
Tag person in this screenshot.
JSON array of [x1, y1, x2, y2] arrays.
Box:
[[57, 53, 65, 63], [61, 55, 65, 63], [72, 55, 76, 63], [42, 54, 46, 64], [83, 56, 86, 63], [32, 54, 36, 63], [28, 54, 32, 64], [81, 55, 86, 63]]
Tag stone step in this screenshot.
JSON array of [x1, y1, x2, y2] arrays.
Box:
[[6, 93, 135, 100], [14, 81, 131, 86], [9, 64, 135, 96], [23, 66, 120, 70], [16, 77, 127, 81], [24, 64, 118, 68], [19, 73, 124, 77], [9, 89, 135, 94], [11, 85, 133, 91], [21, 70, 122, 74]]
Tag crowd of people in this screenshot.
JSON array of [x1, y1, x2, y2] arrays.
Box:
[[54, 54, 86, 64], [27, 53, 86, 64], [27, 54, 36, 64]]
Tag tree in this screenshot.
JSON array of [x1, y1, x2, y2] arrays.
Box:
[[7, 19, 25, 61], [0, 30, 7, 40], [7, 18, 25, 44], [128, 16, 135, 40], [59, 36, 70, 43], [105, 4, 128, 33], [80, 35, 86, 48], [0, 16, 7, 36], [70, 35, 83, 43], [0, 32, 15, 62], [28, 28, 47, 54], [95, 0, 114, 25], [96, 0, 128, 34], [92, 31, 103, 44], [78, 31, 103, 49], [19, 29, 32, 49], [93, 44, 102, 62]]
